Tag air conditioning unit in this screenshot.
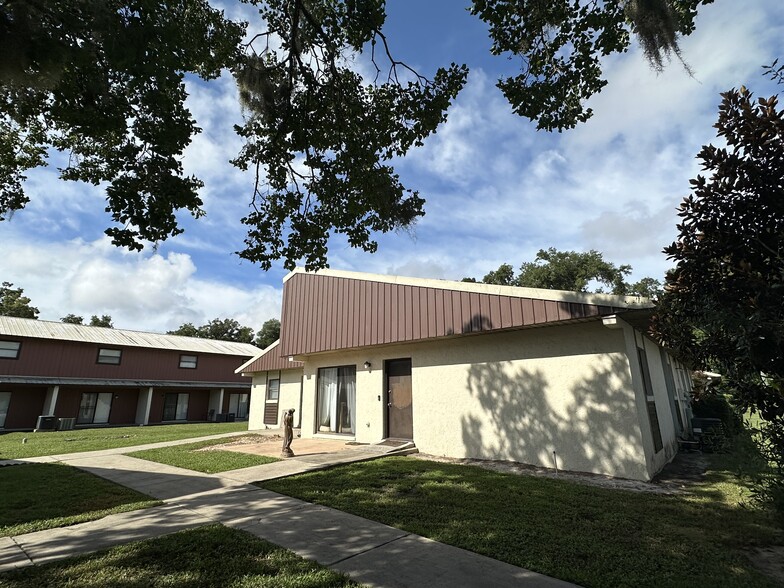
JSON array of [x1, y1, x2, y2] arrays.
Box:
[[35, 415, 58, 431], [57, 417, 76, 431]]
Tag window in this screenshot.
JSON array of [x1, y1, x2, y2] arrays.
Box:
[[163, 393, 189, 421], [317, 366, 356, 435], [637, 345, 663, 453], [0, 340, 20, 359], [179, 354, 198, 369], [228, 393, 250, 419], [77, 392, 113, 424], [267, 379, 280, 401], [97, 348, 122, 365], [264, 379, 280, 425], [0, 392, 10, 428]]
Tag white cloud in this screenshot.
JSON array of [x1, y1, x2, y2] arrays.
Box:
[[0, 235, 281, 333]]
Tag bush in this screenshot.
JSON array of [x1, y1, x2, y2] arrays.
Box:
[[692, 390, 743, 437], [751, 415, 784, 523]]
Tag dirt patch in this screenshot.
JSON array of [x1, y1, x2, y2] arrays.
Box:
[[412, 454, 689, 495], [746, 545, 784, 585], [196, 434, 281, 452]]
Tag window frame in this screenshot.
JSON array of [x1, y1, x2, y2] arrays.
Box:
[[96, 347, 122, 365], [0, 340, 21, 360], [637, 342, 663, 453], [179, 354, 198, 369], [266, 378, 280, 401]]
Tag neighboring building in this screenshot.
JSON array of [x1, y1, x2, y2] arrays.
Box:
[[238, 268, 694, 482], [0, 317, 260, 430]]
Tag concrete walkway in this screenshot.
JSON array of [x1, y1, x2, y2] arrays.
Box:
[[0, 433, 577, 587]]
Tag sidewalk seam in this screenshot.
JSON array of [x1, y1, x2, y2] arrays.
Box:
[[325, 532, 411, 567], [10, 536, 33, 566]]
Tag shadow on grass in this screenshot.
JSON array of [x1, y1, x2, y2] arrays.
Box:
[[263, 456, 784, 588], [0, 525, 358, 588], [0, 463, 159, 536]]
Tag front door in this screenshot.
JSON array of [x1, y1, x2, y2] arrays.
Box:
[[386, 358, 413, 439]]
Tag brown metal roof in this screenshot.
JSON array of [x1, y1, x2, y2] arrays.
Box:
[[236, 340, 303, 374], [278, 269, 654, 357]]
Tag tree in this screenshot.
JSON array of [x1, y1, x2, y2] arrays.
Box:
[[168, 322, 201, 338], [464, 248, 660, 295], [465, 249, 662, 296], [168, 317, 255, 343], [654, 84, 784, 422], [199, 318, 254, 343], [254, 318, 281, 349], [61, 314, 84, 324], [0, 282, 39, 318], [1, 0, 713, 270], [89, 315, 114, 328]]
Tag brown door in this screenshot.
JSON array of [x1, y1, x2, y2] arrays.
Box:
[[386, 359, 413, 439]]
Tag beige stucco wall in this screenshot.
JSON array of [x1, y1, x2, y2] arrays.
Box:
[[300, 321, 658, 481], [247, 368, 302, 430], [619, 325, 682, 479]]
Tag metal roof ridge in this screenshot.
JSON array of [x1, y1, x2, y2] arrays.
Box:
[[284, 267, 654, 308], [0, 316, 261, 355]]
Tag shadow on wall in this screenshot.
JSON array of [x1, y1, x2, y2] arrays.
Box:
[[462, 353, 648, 480]]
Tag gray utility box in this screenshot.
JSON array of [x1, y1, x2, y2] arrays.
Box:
[[35, 415, 58, 431], [57, 417, 76, 431]]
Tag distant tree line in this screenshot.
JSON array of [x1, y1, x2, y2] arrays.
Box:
[[168, 318, 280, 349]]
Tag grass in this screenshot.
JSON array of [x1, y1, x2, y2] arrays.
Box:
[[0, 463, 160, 537], [0, 422, 249, 459], [128, 435, 280, 473], [262, 452, 784, 588], [0, 524, 359, 587]]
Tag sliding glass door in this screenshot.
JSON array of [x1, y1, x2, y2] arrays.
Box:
[[77, 392, 113, 424], [317, 366, 356, 434], [163, 393, 189, 421]]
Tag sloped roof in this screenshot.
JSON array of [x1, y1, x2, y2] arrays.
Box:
[[0, 316, 261, 356], [236, 340, 304, 374], [279, 268, 654, 357]]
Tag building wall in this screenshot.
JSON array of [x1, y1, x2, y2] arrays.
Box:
[[0, 385, 46, 429], [0, 338, 251, 383], [247, 369, 302, 430], [299, 321, 655, 481]]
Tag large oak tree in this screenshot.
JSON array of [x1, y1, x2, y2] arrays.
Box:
[[1, 0, 712, 269]]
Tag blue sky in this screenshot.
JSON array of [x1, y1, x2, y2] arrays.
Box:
[[2, 0, 783, 333]]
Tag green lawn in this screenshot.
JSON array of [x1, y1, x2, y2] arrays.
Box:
[[0, 524, 359, 587], [0, 422, 248, 459], [128, 435, 280, 473], [262, 455, 783, 588], [0, 463, 160, 536]]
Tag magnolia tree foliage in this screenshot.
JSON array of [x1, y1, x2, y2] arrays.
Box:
[[654, 86, 784, 421], [1, 0, 712, 270]]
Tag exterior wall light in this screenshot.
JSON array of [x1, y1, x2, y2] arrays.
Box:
[[363, 361, 372, 370]]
